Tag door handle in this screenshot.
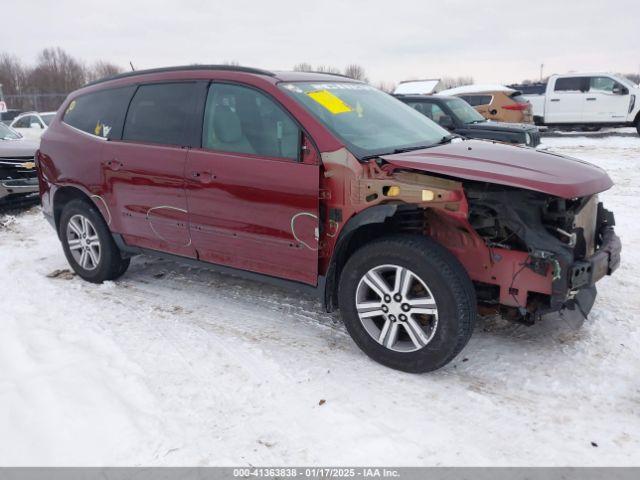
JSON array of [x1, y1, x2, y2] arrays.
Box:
[[550, 99, 560, 102], [586, 97, 597, 101]]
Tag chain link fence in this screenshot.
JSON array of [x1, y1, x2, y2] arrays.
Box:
[[4, 93, 68, 112]]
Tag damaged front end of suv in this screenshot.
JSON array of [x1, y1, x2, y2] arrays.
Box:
[[368, 140, 622, 324], [464, 185, 620, 322]]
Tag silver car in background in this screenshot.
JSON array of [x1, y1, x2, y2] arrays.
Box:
[[0, 123, 39, 206]]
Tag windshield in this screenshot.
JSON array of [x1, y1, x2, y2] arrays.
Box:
[[442, 97, 486, 124], [41, 113, 55, 126], [0, 122, 21, 140], [280, 82, 449, 158]]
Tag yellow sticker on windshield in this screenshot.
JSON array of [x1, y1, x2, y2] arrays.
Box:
[[307, 90, 352, 114]]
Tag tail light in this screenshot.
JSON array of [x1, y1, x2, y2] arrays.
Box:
[[503, 102, 529, 111]]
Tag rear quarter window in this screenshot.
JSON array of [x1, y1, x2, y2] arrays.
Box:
[[460, 95, 492, 106], [63, 86, 135, 139]]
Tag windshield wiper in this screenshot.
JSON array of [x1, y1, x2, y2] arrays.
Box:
[[437, 135, 458, 144], [391, 145, 433, 154], [360, 136, 458, 160]]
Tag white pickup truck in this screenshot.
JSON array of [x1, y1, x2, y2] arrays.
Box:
[[517, 73, 640, 134]]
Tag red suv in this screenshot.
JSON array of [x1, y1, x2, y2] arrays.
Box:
[[37, 66, 621, 372]]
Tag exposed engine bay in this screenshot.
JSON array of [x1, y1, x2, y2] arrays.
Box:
[[464, 183, 619, 320]]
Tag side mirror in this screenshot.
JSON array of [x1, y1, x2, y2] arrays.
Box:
[[30, 122, 43, 129], [438, 115, 455, 130]]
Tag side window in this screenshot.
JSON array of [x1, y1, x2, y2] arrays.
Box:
[[429, 104, 448, 123], [14, 116, 32, 128], [459, 95, 476, 106], [554, 77, 587, 93], [202, 83, 300, 160], [460, 95, 491, 107], [406, 101, 433, 118], [123, 83, 199, 146], [589, 76, 618, 93], [64, 86, 134, 139]]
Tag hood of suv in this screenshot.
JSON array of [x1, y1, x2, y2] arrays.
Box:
[[0, 137, 39, 158], [464, 121, 537, 133], [380, 140, 612, 199]]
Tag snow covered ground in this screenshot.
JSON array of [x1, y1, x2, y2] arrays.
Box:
[[1, 134, 639, 467]]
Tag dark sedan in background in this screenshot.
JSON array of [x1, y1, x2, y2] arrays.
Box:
[[0, 122, 39, 206], [396, 94, 541, 147]]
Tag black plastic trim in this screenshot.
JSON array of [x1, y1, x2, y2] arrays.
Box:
[[85, 65, 276, 87], [112, 233, 324, 299]]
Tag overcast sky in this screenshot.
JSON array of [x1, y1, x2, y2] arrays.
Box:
[[3, 0, 639, 85]]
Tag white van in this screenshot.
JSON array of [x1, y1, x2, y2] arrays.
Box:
[[520, 73, 640, 134]]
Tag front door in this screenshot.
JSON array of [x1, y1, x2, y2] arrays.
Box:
[[583, 76, 630, 123], [104, 81, 202, 257], [185, 82, 320, 285]]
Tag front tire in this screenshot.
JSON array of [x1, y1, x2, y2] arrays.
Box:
[[338, 235, 476, 373], [59, 199, 130, 283]]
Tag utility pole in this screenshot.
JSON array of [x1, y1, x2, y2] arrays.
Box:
[[540, 63, 544, 82]]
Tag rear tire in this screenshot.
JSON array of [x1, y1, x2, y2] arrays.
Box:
[[59, 198, 130, 283], [338, 234, 476, 373], [636, 119, 640, 136]]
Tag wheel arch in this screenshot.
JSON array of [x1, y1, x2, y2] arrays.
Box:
[[52, 186, 104, 235], [323, 203, 428, 312]]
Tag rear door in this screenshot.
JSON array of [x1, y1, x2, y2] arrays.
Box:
[[102, 81, 202, 257], [185, 82, 320, 285], [583, 76, 630, 123], [545, 76, 588, 123]]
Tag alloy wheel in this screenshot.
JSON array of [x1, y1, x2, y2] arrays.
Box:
[[66, 214, 101, 271], [355, 264, 439, 352]]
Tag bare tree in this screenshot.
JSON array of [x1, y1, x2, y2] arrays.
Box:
[[1, 48, 130, 111], [344, 64, 368, 82], [314, 65, 342, 75], [27, 47, 86, 95], [375, 81, 396, 93], [293, 62, 314, 72], [0, 53, 27, 96], [439, 76, 474, 89], [293, 63, 342, 75], [86, 61, 123, 82]]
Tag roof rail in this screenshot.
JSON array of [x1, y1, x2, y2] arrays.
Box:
[[84, 64, 276, 87]]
